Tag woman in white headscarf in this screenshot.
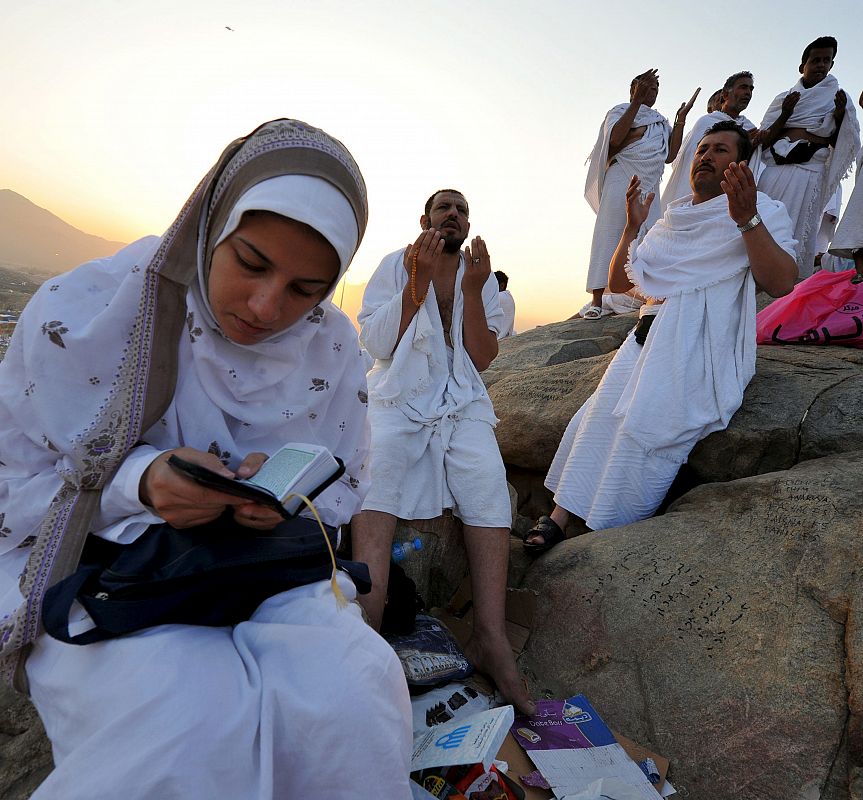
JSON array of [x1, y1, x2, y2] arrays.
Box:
[[0, 120, 413, 799]]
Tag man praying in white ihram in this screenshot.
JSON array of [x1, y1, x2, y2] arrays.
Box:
[[523, 121, 797, 554], [661, 70, 760, 212], [353, 189, 534, 715], [581, 69, 699, 319], [757, 36, 859, 278]]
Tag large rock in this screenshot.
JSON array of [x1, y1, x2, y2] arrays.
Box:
[[0, 687, 52, 799], [688, 346, 863, 483], [396, 484, 518, 609], [516, 451, 863, 799], [489, 316, 863, 490], [483, 314, 638, 388]]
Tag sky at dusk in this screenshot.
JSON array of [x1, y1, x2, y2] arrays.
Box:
[[2, 0, 862, 331]]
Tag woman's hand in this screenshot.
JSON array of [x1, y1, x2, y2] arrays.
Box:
[[139, 447, 244, 529], [231, 452, 284, 530]]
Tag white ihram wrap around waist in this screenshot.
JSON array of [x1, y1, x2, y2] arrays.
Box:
[[620, 191, 796, 460]]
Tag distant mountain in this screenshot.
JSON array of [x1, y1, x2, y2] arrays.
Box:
[[0, 190, 127, 276]]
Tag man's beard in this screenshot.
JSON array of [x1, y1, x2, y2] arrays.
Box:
[[442, 233, 467, 253]]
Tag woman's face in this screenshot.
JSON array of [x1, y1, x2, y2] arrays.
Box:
[[208, 212, 340, 345]]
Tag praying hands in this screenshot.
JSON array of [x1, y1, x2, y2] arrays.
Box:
[[624, 174, 655, 232], [720, 160, 757, 227]]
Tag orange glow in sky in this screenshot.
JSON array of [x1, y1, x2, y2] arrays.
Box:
[[2, 1, 861, 332]]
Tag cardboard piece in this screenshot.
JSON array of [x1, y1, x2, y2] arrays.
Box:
[[497, 730, 669, 800]]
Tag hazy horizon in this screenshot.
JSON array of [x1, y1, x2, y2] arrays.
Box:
[[3, 1, 861, 330]]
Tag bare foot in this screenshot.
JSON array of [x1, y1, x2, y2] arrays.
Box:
[[464, 629, 536, 716]]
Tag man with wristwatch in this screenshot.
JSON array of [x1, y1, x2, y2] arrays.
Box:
[[523, 120, 797, 550]]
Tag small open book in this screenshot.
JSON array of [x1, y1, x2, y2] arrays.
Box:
[[168, 443, 345, 519]]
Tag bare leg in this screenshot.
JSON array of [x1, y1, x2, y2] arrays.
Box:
[[591, 288, 604, 308], [350, 510, 398, 631], [549, 505, 571, 530], [462, 524, 535, 715]]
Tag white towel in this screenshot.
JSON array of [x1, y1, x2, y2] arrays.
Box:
[[620, 192, 796, 459], [829, 149, 863, 258]]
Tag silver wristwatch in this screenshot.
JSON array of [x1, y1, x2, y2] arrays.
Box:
[[737, 213, 762, 233]]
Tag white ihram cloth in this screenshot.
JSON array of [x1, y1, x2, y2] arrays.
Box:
[[816, 184, 843, 254], [0, 122, 413, 798], [359, 249, 511, 526], [584, 103, 670, 291], [27, 574, 412, 800], [498, 289, 517, 338], [758, 75, 860, 277], [546, 192, 795, 530], [660, 111, 758, 213], [830, 149, 863, 257]]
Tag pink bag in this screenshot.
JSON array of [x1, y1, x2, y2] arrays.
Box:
[[756, 269, 863, 348]]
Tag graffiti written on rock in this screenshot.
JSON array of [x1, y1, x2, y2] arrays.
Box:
[[579, 552, 749, 658]]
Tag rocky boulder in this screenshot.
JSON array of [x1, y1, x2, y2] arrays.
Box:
[[488, 316, 863, 511], [515, 451, 863, 799], [483, 314, 638, 389], [0, 687, 51, 799]]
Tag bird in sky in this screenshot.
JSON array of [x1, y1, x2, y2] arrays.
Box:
[[225, 26, 234, 31]]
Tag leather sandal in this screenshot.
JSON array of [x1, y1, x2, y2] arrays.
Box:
[[522, 515, 565, 555]]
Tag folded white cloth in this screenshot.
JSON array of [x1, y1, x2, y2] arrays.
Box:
[[620, 191, 796, 456], [829, 149, 863, 258]]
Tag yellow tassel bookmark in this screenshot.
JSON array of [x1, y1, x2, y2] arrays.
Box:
[[283, 493, 348, 609]]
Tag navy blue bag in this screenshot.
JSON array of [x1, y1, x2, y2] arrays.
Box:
[[42, 515, 370, 645]]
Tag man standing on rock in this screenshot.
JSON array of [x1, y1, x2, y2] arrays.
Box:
[[523, 121, 797, 553], [661, 71, 759, 212], [353, 189, 534, 715], [581, 69, 699, 320], [757, 36, 859, 278]]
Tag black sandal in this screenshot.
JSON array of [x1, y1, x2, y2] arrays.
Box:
[[522, 515, 565, 555]]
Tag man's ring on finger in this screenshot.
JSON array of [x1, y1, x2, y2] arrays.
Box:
[[472, 257, 481, 263]]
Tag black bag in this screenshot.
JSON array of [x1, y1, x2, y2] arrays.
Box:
[[42, 515, 370, 645], [633, 313, 656, 346], [380, 560, 425, 636], [771, 140, 826, 165]]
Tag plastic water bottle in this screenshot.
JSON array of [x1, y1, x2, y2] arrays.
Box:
[[392, 537, 423, 562]]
